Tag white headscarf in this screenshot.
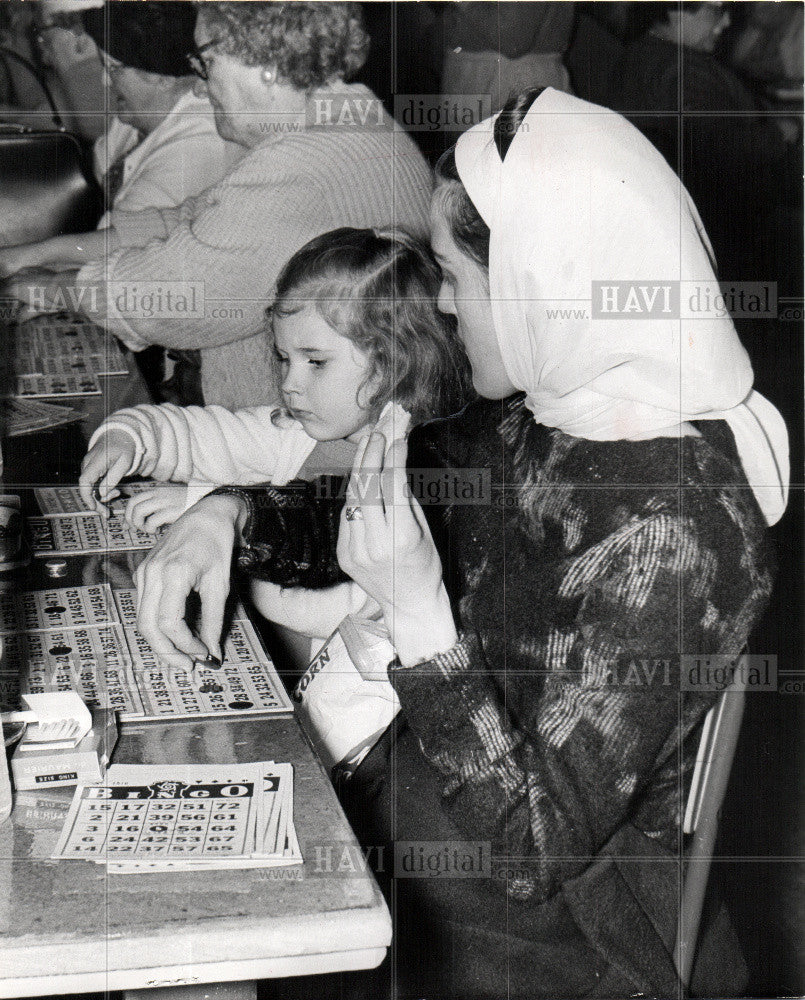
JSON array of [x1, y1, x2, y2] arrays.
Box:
[[454, 88, 789, 526]]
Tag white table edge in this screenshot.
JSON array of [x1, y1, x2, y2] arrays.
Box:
[[0, 946, 389, 997], [0, 903, 392, 997]]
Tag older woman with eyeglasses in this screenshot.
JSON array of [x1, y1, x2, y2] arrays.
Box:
[[0, 2, 432, 409], [80, 1, 243, 225]]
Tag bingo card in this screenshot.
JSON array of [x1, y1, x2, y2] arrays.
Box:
[[0, 583, 116, 634], [3, 584, 294, 720], [28, 513, 156, 555], [23, 313, 130, 376], [16, 372, 102, 398], [35, 483, 163, 518], [53, 764, 259, 864]]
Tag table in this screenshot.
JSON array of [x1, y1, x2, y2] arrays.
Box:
[[0, 313, 392, 998], [1, 715, 391, 999]]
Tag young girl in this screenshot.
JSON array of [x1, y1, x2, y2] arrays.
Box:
[[79, 226, 471, 634]]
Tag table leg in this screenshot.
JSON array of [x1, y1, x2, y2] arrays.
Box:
[[123, 981, 256, 1000]]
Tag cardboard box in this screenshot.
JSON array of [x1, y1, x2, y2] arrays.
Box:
[[11, 709, 117, 790]]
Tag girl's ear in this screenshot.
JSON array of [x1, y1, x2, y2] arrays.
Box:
[[358, 373, 390, 421]]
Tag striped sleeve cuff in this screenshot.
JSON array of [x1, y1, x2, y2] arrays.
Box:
[[85, 421, 145, 478], [386, 633, 500, 763], [388, 632, 475, 677], [107, 207, 170, 247]]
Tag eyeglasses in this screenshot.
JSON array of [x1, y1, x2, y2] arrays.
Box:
[[186, 39, 219, 81]]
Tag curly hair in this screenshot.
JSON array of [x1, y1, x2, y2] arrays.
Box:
[[268, 228, 473, 426], [197, 2, 369, 90]]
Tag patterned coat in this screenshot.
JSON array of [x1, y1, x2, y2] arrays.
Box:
[[227, 393, 773, 998]]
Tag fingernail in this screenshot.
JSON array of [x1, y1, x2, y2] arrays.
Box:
[[194, 653, 221, 670]]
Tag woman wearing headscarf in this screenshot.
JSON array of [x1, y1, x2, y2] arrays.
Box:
[[128, 88, 787, 998]]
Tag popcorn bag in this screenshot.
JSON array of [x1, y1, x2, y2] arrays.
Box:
[[293, 615, 400, 772]]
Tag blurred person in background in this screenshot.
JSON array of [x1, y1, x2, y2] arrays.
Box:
[[441, 1, 574, 121], [0, 1, 38, 107], [81, 0, 246, 395], [731, 1, 803, 89], [604, 1, 801, 286], [2, 1, 245, 398], [565, 3, 627, 104], [0, 2, 432, 410], [0, 0, 106, 140]]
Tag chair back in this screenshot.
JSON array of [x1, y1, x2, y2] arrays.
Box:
[[673, 664, 747, 989], [0, 46, 100, 246]]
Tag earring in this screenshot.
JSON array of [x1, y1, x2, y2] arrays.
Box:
[[261, 68, 274, 85]]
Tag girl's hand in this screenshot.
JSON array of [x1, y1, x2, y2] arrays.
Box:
[[125, 486, 188, 534], [337, 432, 458, 666], [133, 494, 247, 671], [79, 430, 137, 515]]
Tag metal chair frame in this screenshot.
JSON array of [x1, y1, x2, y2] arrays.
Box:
[[673, 667, 748, 990]]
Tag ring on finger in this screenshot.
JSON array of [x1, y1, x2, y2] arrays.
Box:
[[345, 506, 364, 522]]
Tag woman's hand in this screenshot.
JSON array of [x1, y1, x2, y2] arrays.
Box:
[[133, 494, 248, 670], [0, 266, 81, 316], [0, 232, 113, 279], [337, 432, 458, 666], [124, 485, 188, 534], [79, 430, 138, 514]]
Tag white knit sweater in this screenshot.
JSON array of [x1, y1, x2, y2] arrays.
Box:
[[87, 397, 409, 511], [77, 84, 433, 409], [86, 401, 315, 511]]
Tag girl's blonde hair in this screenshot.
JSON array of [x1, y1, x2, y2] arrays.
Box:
[[268, 227, 472, 425]]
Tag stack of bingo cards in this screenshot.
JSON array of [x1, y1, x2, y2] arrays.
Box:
[[52, 761, 301, 872], [12, 312, 129, 399]]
